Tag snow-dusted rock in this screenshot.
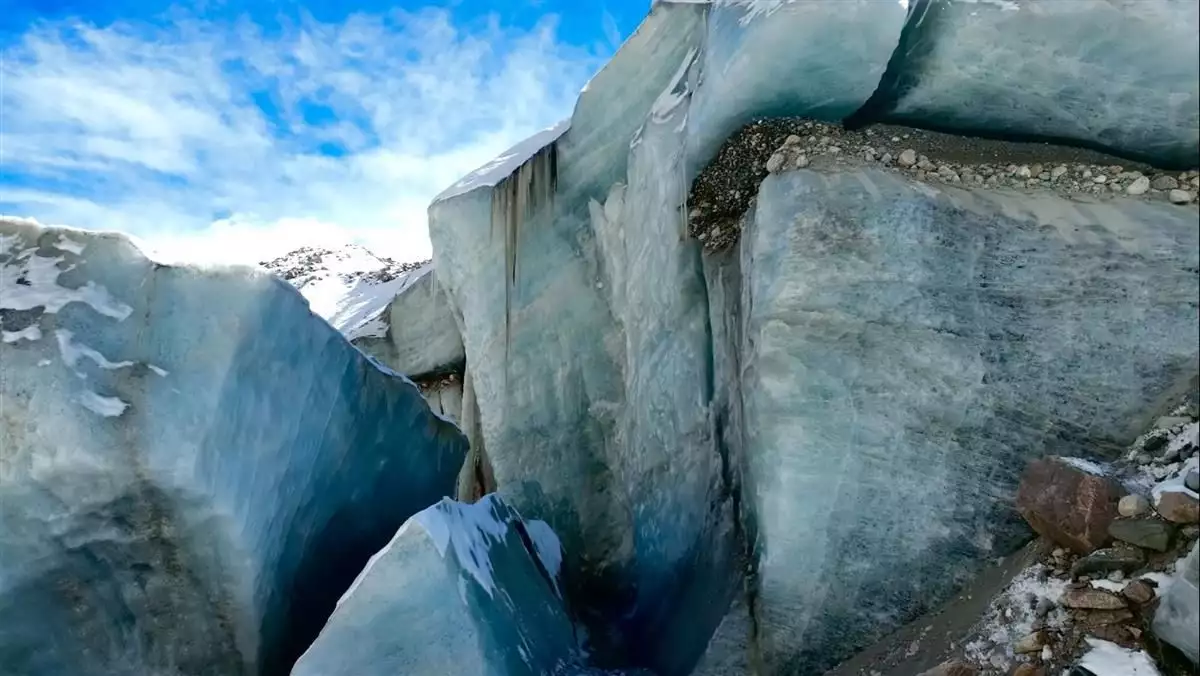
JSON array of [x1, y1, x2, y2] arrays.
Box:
[[292, 495, 581, 676], [259, 244, 424, 342], [0, 218, 467, 675]]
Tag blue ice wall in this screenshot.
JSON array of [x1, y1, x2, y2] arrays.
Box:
[[0, 219, 468, 675]]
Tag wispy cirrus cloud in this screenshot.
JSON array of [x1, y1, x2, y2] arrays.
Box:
[[0, 8, 606, 263]]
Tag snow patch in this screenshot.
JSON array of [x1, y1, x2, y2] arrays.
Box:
[[964, 565, 1068, 670], [1077, 638, 1161, 676], [524, 519, 563, 596], [78, 389, 129, 417], [435, 120, 570, 202], [1089, 579, 1125, 593], [1058, 456, 1109, 476], [53, 235, 85, 255], [2, 325, 42, 344], [1168, 422, 1198, 455], [1, 248, 132, 320], [1152, 455, 1199, 503], [147, 364, 169, 377], [55, 329, 134, 371], [413, 496, 511, 597], [650, 48, 697, 124]]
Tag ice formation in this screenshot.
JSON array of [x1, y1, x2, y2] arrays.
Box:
[[293, 495, 582, 676], [4, 0, 1200, 673], [424, 1, 1199, 672], [0, 218, 468, 675]]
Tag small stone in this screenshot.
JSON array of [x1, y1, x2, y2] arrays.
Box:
[[898, 149, 917, 167], [1082, 168, 1093, 179], [1017, 165, 1033, 178], [1035, 597, 1056, 618], [1118, 495, 1150, 517], [1014, 631, 1047, 654], [1120, 579, 1156, 605], [1143, 434, 1169, 452], [1135, 453, 1153, 465], [1061, 587, 1127, 610], [917, 158, 935, 171], [1108, 517, 1174, 552], [766, 153, 786, 173], [1125, 179, 1150, 194], [1155, 490, 1200, 524], [1030, 164, 1044, 177], [1151, 175, 1179, 190], [1093, 175, 1108, 184], [880, 153, 893, 165], [828, 146, 841, 155], [1071, 546, 1146, 577], [1168, 189, 1192, 204], [1186, 469, 1199, 492], [783, 134, 802, 146], [1051, 165, 1069, 179], [794, 154, 809, 169], [1107, 570, 1125, 582]]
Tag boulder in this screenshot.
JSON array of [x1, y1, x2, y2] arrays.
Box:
[[0, 219, 468, 675], [1017, 459, 1125, 555]]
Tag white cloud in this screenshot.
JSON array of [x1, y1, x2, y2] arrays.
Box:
[[0, 8, 606, 264]]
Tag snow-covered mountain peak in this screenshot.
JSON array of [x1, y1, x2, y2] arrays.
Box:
[[260, 244, 429, 341]]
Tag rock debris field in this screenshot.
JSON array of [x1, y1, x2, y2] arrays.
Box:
[[688, 118, 1200, 252]]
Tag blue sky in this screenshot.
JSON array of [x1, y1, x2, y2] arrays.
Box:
[[0, 0, 648, 262]]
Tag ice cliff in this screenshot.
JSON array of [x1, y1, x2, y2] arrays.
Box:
[[0, 218, 467, 675], [423, 0, 1199, 673]]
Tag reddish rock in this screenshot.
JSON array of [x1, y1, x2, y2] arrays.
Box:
[[1121, 579, 1157, 605], [1155, 490, 1200, 524], [1011, 665, 1044, 676], [1016, 457, 1126, 554]]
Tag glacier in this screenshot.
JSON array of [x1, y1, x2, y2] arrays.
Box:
[[0, 218, 468, 675], [3, 0, 1200, 673], [423, 0, 1199, 673]]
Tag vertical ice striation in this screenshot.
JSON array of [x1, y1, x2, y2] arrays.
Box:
[[738, 168, 1199, 671], [429, 2, 717, 669], [0, 218, 467, 675]]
